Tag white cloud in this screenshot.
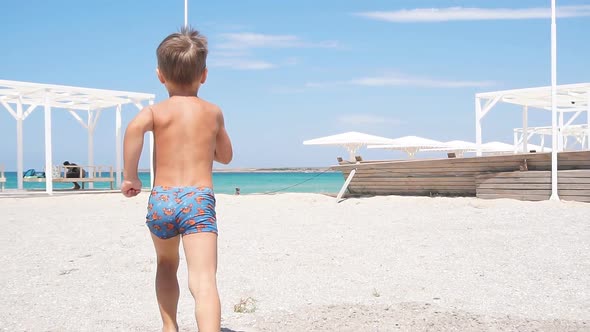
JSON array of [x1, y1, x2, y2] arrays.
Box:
[[338, 114, 402, 126], [218, 32, 338, 49], [307, 74, 495, 89], [208, 58, 276, 70], [356, 5, 590, 23], [352, 76, 494, 88], [210, 32, 329, 71]]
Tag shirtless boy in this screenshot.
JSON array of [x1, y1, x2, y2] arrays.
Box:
[[121, 26, 233, 332]]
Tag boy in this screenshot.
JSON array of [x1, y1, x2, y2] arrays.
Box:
[[121, 26, 233, 332]]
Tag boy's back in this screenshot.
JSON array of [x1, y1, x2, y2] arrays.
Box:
[[152, 96, 224, 188]]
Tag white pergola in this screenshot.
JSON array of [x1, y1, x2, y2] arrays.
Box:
[[514, 124, 588, 152], [475, 82, 590, 200], [0, 79, 155, 194], [476, 83, 590, 155]]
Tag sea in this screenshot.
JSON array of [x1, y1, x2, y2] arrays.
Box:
[[2, 171, 345, 195]]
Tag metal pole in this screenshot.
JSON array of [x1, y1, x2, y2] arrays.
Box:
[[550, 0, 559, 201], [558, 110, 564, 151], [523, 105, 528, 153], [513, 130, 519, 153], [16, 97, 24, 190], [44, 92, 53, 195], [184, 0, 188, 27], [88, 110, 95, 189], [115, 104, 122, 189], [475, 97, 483, 156], [587, 90, 590, 149], [149, 99, 155, 188]]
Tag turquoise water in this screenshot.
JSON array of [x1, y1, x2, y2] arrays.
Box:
[[3, 171, 344, 195]]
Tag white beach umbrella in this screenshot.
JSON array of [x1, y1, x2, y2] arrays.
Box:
[[367, 135, 447, 158], [420, 140, 479, 157], [481, 141, 516, 153], [303, 131, 396, 161]]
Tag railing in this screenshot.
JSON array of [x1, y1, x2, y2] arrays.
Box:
[[22, 164, 116, 190], [54, 165, 114, 179]]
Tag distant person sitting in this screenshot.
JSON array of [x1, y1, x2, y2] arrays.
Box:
[[235, 187, 241, 195], [63, 161, 85, 190]]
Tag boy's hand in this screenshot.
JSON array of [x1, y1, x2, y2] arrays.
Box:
[[121, 179, 142, 197]]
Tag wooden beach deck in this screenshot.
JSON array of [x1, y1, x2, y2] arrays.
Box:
[[333, 151, 590, 202]]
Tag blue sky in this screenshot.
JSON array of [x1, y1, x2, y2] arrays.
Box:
[[0, 0, 589, 170]]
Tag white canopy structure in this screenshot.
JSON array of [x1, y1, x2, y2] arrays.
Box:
[[475, 82, 590, 200], [0, 79, 155, 194], [421, 140, 551, 157], [303, 131, 396, 161], [514, 124, 587, 152], [476, 83, 590, 154], [367, 135, 447, 158]]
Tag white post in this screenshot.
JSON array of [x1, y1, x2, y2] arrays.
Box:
[[115, 104, 122, 189], [475, 97, 483, 156], [550, 0, 559, 201], [88, 110, 95, 189], [541, 135, 546, 151], [587, 90, 590, 149], [149, 99, 155, 188], [44, 92, 53, 195], [513, 130, 519, 153], [336, 168, 356, 201], [348, 150, 355, 162], [523, 105, 528, 153], [16, 98, 24, 190], [184, 0, 188, 27], [558, 110, 564, 151]]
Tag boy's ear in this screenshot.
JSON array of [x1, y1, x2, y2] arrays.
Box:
[[156, 68, 165, 84], [200, 68, 208, 84]]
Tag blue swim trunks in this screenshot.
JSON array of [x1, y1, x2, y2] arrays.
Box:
[[146, 186, 217, 239]]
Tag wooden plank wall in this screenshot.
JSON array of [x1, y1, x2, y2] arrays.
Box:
[[475, 170, 590, 203], [334, 151, 590, 200]]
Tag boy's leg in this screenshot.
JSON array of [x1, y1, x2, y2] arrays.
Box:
[[182, 233, 220, 332], [151, 233, 181, 332]]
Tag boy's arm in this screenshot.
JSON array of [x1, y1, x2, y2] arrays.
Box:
[[123, 107, 154, 180], [214, 109, 233, 165]]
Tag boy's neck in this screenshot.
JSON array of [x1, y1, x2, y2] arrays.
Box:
[[166, 83, 200, 97]]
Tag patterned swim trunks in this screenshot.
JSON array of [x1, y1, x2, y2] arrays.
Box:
[[146, 186, 217, 239]]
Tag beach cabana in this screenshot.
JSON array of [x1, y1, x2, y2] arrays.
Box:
[[0, 79, 155, 194], [514, 124, 587, 152], [303, 131, 396, 161], [476, 83, 590, 155], [475, 82, 590, 199], [367, 135, 447, 158]]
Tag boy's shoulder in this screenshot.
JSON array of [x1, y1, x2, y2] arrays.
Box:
[[196, 97, 222, 113], [153, 97, 222, 113]]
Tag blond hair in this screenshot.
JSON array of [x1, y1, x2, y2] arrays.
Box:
[[156, 26, 208, 86]]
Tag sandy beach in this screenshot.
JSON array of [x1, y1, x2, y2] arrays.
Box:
[[1, 192, 589, 331]]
